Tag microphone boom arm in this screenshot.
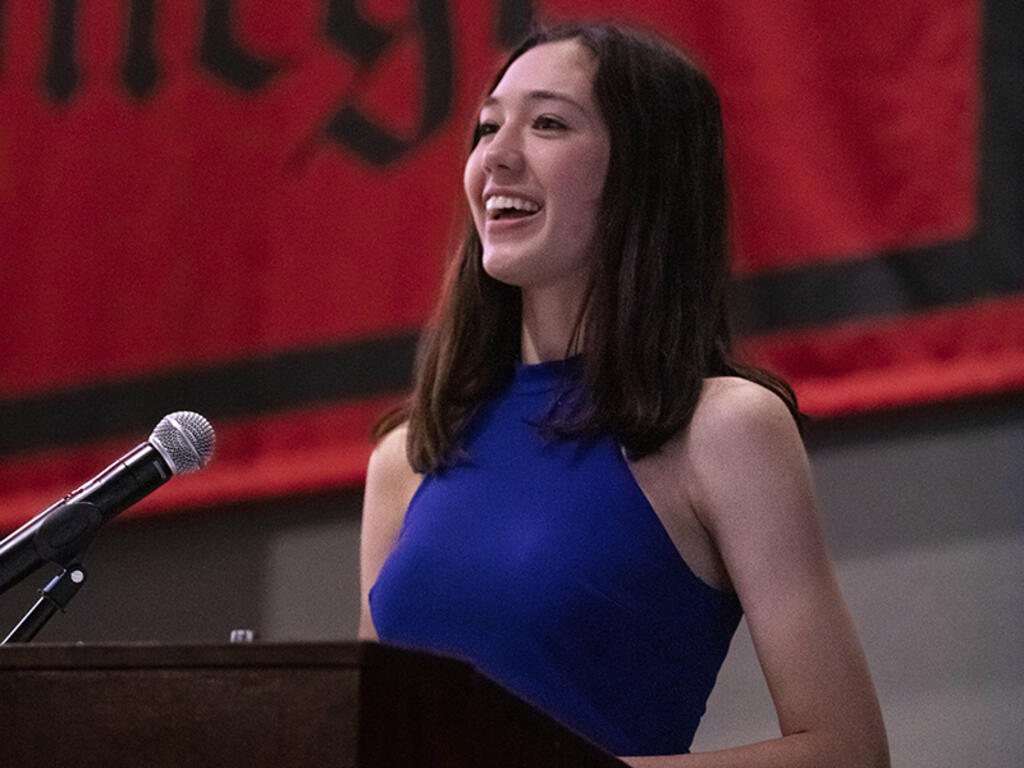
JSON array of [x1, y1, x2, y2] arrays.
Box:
[[0, 443, 170, 596], [0, 410, 214, 642]]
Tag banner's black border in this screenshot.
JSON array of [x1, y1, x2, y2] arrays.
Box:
[[735, 0, 1022, 333], [0, 334, 418, 455]]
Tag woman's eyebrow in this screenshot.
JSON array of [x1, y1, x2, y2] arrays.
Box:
[[482, 90, 587, 113]]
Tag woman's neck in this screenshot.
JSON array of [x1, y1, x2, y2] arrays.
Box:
[[519, 281, 587, 364]]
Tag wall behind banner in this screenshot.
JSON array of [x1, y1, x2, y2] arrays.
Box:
[[2, 0, 1021, 523]]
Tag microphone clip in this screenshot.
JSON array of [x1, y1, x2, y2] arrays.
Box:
[[34, 501, 103, 567]]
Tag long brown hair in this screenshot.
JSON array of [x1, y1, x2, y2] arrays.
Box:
[[376, 21, 799, 471]]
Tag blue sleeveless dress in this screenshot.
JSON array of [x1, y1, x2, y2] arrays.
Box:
[[370, 359, 742, 756]]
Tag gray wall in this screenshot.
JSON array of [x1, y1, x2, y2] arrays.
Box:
[[2, 400, 1021, 767]]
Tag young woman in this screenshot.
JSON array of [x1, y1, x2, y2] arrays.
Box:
[[359, 22, 889, 767]]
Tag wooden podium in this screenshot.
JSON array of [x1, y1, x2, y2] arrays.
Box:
[[0, 641, 625, 767]]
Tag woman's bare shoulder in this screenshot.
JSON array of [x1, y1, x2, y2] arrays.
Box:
[[656, 376, 799, 463], [365, 423, 421, 513], [369, 422, 413, 472], [694, 375, 796, 431], [683, 376, 800, 463], [664, 377, 807, 525]]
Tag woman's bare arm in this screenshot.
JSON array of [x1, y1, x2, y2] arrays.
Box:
[[358, 425, 421, 641]]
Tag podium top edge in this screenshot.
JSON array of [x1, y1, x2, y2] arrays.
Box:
[[0, 640, 452, 671]]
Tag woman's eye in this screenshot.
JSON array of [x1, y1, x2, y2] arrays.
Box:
[[534, 116, 567, 131], [476, 121, 500, 137]]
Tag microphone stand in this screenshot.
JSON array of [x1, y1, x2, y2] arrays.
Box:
[[3, 564, 88, 644], [0, 499, 103, 644]]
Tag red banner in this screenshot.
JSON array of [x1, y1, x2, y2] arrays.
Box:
[[1, 0, 1018, 527]]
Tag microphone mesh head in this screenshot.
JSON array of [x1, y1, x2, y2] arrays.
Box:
[[149, 411, 216, 475]]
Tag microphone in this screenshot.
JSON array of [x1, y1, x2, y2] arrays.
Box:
[[0, 411, 215, 595]]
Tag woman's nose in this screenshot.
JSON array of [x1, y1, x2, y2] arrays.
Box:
[[482, 131, 524, 175]]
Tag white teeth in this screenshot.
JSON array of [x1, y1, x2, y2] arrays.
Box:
[[485, 195, 541, 214]]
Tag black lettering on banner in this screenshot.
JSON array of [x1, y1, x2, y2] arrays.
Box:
[[123, 0, 160, 99], [200, 0, 281, 91], [324, 0, 454, 166], [325, 0, 395, 67], [497, 0, 535, 48], [17, 1, 528, 154], [44, 0, 79, 102]]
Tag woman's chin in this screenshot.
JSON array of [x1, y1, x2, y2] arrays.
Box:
[[481, 251, 532, 287]]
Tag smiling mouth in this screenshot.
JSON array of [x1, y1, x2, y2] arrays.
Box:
[[485, 195, 542, 221]]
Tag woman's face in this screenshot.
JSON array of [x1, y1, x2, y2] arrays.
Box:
[[463, 39, 610, 294]]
